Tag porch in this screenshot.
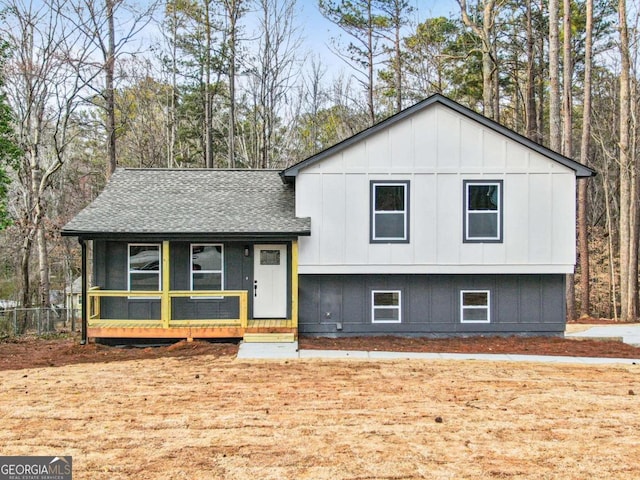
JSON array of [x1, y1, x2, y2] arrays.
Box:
[[86, 288, 297, 341]]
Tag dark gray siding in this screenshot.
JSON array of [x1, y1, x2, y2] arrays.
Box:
[[93, 241, 160, 320], [93, 240, 253, 321], [299, 274, 565, 336]]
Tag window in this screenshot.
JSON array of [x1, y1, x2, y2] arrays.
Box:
[[464, 180, 503, 242], [191, 244, 223, 291], [371, 290, 402, 323], [128, 244, 161, 291], [460, 290, 490, 323], [371, 181, 409, 243], [260, 249, 280, 265]]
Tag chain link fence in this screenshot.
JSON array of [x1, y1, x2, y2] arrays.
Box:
[[0, 307, 81, 337]]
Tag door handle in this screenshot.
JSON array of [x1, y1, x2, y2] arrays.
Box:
[[254, 280, 258, 297]]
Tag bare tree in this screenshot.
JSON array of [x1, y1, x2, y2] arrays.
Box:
[[247, 0, 302, 168], [548, 0, 561, 152], [378, 0, 413, 113], [617, 0, 636, 321], [577, 0, 593, 317], [524, 0, 538, 141], [319, 0, 390, 124], [2, 0, 92, 311], [562, 0, 575, 321], [221, 0, 247, 168], [56, 0, 158, 177], [457, 0, 501, 121]]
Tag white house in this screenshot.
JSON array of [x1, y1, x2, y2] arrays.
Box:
[[282, 94, 594, 336]]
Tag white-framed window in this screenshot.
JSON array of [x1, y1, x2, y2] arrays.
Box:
[[464, 180, 503, 242], [128, 244, 161, 291], [460, 290, 491, 323], [371, 290, 402, 323], [370, 181, 409, 243], [190, 244, 223, 291]]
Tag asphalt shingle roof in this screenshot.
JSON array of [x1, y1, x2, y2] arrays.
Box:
[[62, 168, 311, 238]]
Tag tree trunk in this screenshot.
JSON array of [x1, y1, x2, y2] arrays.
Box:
[[525, 0, 537, 141], [204, 0, 213, 168], [37, 222, 50, 308], [228, 30, 236, 168], [458, 0, 498, 121], [562, 0, 575, 321], [106, 0, 117, 178], [394, 7, 402, 113], [548, 0, 560, 152], [618, 0, 635, 320], [168, 2, 178, 168], [577, 0, 593, 317], [536, 31, 545, 145], [225, 0, 239, 168], [367, 1, 375, 124]]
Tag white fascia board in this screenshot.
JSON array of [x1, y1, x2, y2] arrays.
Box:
[[298, 264, 575, 275]]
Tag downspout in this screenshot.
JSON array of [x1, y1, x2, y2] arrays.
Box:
[[79, 238, 88, 345]]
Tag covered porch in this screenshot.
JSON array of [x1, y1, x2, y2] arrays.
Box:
[[61, 169, 310, 344], [81, 240, 299, 342]]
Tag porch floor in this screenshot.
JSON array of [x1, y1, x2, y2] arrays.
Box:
[[87, 319, 296, 340]]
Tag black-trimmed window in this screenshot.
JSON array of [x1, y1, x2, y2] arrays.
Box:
[[464, 180, 503, 242], [370, 181, 409, 243], [371, 290, 402, 323], [190, 244, 223, 291], [128, 244, 161, 291], [460, 290, 491, 323]]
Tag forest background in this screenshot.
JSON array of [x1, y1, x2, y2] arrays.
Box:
[[0, 0, 638, 321]]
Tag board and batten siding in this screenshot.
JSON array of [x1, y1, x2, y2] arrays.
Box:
[[295, 104, 576, 275], [298, 274, 565, 336]]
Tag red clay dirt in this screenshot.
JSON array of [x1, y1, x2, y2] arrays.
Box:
[[0, 331, 639, 371], [298, 335, 640, 358]]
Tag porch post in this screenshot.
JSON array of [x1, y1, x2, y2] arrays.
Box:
[[292, 239, 299, 329], [79, 238, 88, 345], [161, 241, 171, 328]]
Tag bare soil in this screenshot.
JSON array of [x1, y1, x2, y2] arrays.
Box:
[[0, 348, 638, 479], [299, 335, 640, 358], [1, 331, 639, 373]]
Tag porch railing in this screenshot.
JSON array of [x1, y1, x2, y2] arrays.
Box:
[[88, 287, 248, 328]]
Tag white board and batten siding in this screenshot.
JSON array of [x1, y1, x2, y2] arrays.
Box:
[[295, 104, 577, 275]]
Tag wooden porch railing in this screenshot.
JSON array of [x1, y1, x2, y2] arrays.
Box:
[[88, 286, 248, 328]]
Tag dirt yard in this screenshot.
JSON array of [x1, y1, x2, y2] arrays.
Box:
[[0, 338, 639, 479], [2, 331, 640, 373]]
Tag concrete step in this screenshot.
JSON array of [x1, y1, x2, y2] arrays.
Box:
[[243, 332, 296, 343]]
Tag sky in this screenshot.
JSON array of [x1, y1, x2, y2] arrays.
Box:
[[231, 0, 460, 82], [296, 0, 459, 65]]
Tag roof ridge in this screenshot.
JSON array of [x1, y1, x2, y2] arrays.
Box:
[[120, 167, 282, 172]]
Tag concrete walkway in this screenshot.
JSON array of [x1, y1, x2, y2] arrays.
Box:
[[565, 323, 640, 346], [237, 337, 640, 365]]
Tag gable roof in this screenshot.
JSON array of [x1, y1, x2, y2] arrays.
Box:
[[62, 168, 311, 239], [281, 93, 596, 179]]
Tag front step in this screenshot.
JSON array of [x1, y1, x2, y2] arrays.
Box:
[[243, 332, 296, 343]]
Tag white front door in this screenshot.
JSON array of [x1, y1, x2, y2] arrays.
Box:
[[253, 244, 288, 318]]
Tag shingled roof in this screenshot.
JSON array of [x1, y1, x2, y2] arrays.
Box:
[[62, 168, 311, 239]]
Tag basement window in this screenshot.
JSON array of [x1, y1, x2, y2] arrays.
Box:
[[460, 290, 491, 323], [371, 290, 402, 323]]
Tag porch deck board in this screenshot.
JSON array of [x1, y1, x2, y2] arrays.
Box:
[[87, 319, 296, 340], [247, 319, 294, 329]]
